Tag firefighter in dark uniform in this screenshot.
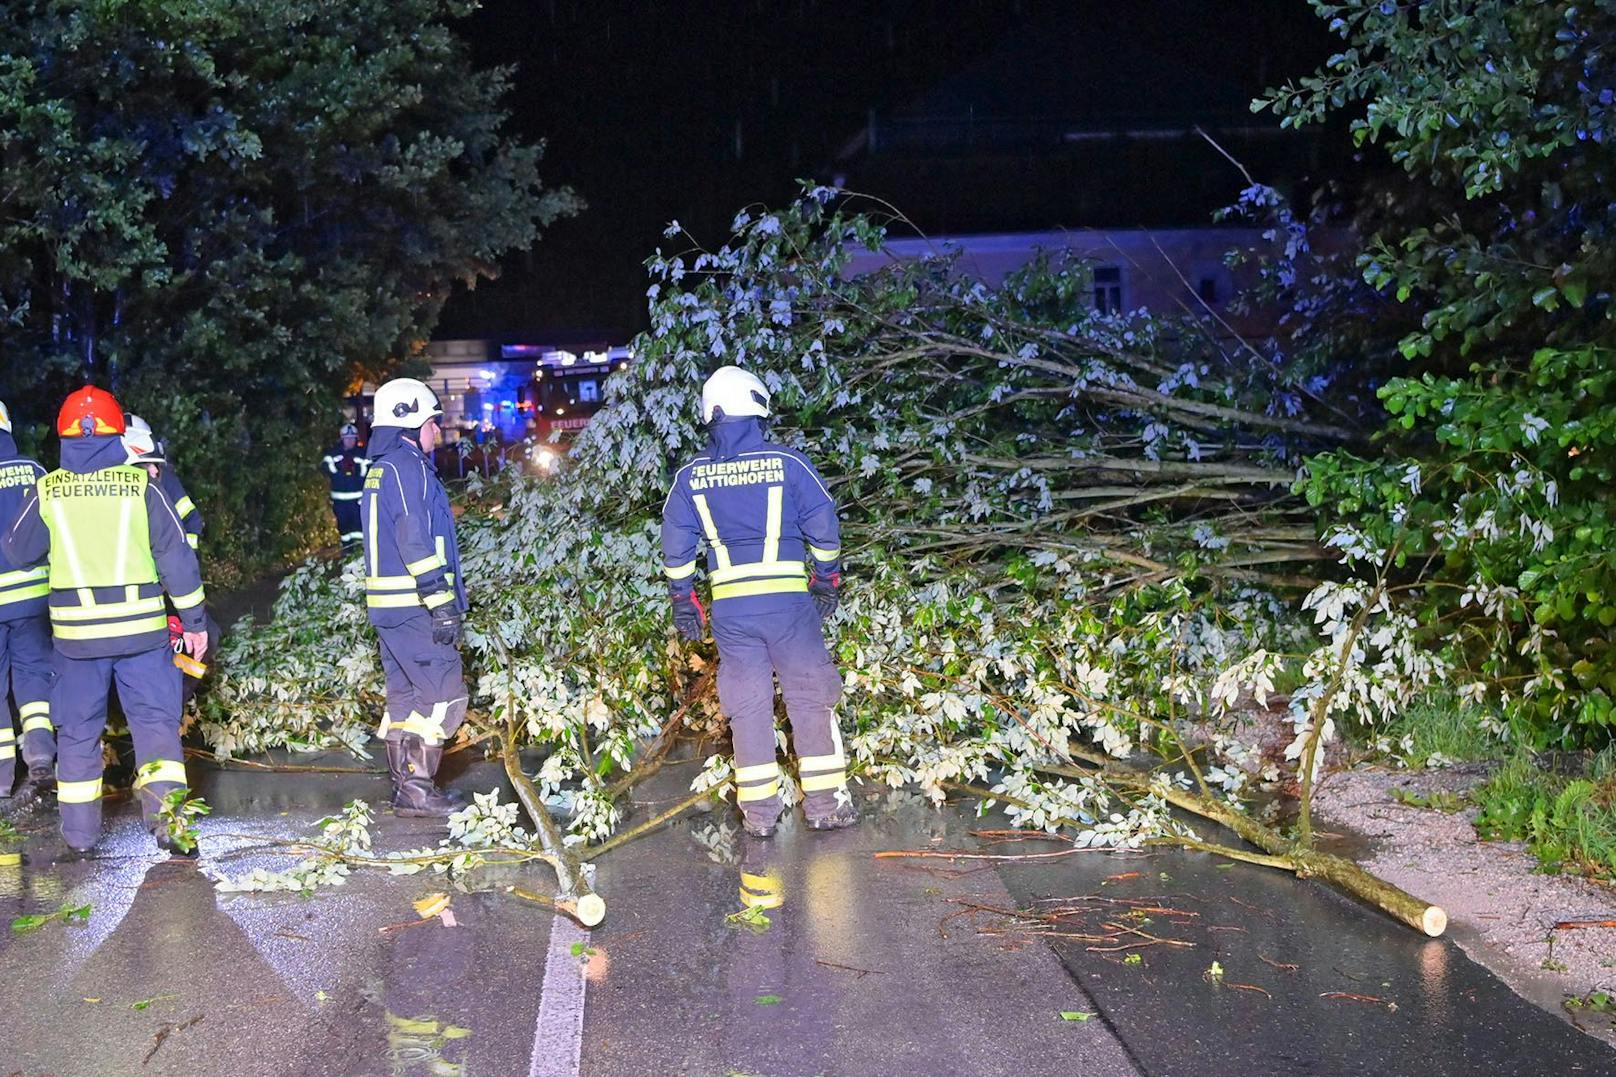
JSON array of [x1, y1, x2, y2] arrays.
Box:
[[125, 415, 203, 550], [1, 387, 208, 854], [661, 366, 858, 837], [361, 379, 466, 817], [0, 399, 54, 797], [324, 422, 370, 553]]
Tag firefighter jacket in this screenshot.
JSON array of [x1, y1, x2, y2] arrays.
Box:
[[359, 427, 466, 627], [0, 433, 206, 659], [0, 429, 47, 622], [157, 467, 203, 550], [323, 442, 370, 499], [661, 418, 841, 613]]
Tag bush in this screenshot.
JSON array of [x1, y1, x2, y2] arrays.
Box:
[[1472, 754, 1616, 881]]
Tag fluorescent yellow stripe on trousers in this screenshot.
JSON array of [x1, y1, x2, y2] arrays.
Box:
[[736, 779, 781, 803], [134, 759, 188, 788], [57, 778, 103, 803], [734, 761, 781, 783], [801, 772, 847, 792]]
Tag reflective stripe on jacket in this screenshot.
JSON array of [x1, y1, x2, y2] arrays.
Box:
[[661, 418, 840, 609], [323, 443, 371, 498], [0, 433, 48, 620], [359, 428, 465, 625], [158, 468, 203, 550]]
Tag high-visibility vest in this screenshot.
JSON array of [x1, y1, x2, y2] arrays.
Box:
[[37, 466, 177, 644]]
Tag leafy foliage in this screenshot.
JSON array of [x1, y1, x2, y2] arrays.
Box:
[[11, 901, 91, 934], [208, 793, 566, 893], [153, 786, 212, 854], [1267, 1, 1616, 747], [0, 0, 577, 580], [205, 187, 1372, 847], [1471, 751, 1616, 880]]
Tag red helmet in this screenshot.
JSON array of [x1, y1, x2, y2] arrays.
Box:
[[57, 386, 125, 438]]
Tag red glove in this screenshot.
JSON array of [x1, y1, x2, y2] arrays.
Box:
[[671, 588, 707, 641], [809, 571, 841, 620]]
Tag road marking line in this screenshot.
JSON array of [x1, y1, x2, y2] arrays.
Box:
[[529, 914, 589, 1077]]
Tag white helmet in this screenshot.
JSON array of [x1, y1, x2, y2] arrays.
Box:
[[700, 366, 771, 425], [123, 414, 165, 464], [0, 399, 11, 434], [372, 378, 443, 429]]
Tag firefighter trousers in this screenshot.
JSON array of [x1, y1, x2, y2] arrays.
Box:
[[711, 594, 848, 828], [331, 496, 363, 550], [53, 645, 187, 851], [0, 613, 56, 791], [375, 612, 468, 747]]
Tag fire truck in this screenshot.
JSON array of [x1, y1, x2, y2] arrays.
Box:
[[518, 346, 631, 473]]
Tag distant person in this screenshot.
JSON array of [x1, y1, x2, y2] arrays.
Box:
[[660, 366, 857, 837], [322, 422, 369, 553], [360, 379, 467, 817], [1, 387, 208, 855], [125, 415, 203, 550], [0, 399, 55, 799]]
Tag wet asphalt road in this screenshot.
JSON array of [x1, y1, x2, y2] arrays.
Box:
[[2, 757, 1614, 1076]]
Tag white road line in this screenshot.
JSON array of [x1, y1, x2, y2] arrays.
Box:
[[529, 914, 590, 1077]]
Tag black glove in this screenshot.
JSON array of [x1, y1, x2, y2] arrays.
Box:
[[670, 587, 707, 641], [809, 570, 841, 621], [429, 599, 462, 646]]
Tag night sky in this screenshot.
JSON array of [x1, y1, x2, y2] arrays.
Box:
[[439, 0, 1343, 340]]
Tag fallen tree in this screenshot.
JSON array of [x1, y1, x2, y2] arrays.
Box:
[[198, 188, 1450, 933]]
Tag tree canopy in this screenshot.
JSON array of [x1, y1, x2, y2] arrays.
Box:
[[0, 0, 578, 577], [1268, 0, 1616, 744]]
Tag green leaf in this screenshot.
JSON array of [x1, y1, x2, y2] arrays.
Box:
[[1059, 1011, 1095, 1022], [10, 915, 49, 934], [755, 994, 782, 1006]]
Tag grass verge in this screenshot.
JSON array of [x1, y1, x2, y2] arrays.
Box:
[[1471, 751, 1616, 882]]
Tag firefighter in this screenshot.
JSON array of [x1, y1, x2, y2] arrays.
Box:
[[123, 415, 203, 551], [323, 421, 370, 553], [660, 366, 857, 837], [361, 378, 466, 817], [0, 399, 54, 797], [123, 416, 217, 704], [1, 387, 208, 854]]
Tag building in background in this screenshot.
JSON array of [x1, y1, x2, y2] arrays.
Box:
[[822, 6, 1346, 237], [822, 5, 1356, 336], [841, 225, 1328, 339]]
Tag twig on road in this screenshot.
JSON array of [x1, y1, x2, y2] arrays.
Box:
[[815, 959, 885, 978]]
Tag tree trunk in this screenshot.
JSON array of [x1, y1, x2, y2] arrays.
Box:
[[1038, 758, 1448, 937]]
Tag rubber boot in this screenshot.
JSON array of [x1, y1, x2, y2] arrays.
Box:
[[389, 734, 461, 818], [805, 801, 860, 831], [9, 766, 56, 813]]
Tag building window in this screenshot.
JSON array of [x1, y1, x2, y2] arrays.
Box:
[[1198, 275, 1220, 304], [1093, 266, 1124, 313]]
